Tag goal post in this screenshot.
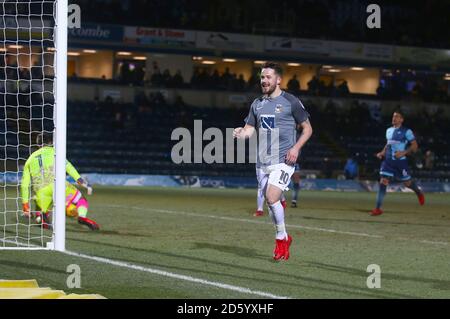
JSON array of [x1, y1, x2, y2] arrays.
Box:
[[0, 0, 67, 250], [54, 0, 68, 252]]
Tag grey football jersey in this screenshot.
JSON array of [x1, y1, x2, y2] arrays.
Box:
[[245, 91, 309, 167]]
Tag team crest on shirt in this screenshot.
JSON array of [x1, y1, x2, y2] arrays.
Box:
[[260, 115, 275, 130], [275, 104, 283, 113]]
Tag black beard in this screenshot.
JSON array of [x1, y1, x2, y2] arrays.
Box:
[[262, 84, 276, 95]]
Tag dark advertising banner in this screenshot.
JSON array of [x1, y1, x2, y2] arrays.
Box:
[[69, 23, 124, 42], [124, 26, 196, 47]]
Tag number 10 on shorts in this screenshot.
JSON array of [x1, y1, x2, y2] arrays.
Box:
[[279, 170, 290, 184]]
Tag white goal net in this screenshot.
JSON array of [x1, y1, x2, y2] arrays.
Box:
[[1, 0, 67, 250]]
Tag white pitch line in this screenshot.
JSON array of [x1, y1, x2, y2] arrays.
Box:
[[107, 204, 383, 239], [106, 204, 449, 246], [63, 250, 290, 299], [418, 240, 449, 246]]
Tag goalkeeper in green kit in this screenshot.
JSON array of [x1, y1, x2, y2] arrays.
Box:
[[21, 133, 100, 230]]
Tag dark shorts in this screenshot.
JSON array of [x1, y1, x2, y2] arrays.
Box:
[[380, 160, 411, 181], [294, 163, 301, 172]]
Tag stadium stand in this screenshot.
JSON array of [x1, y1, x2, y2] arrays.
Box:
[[73, 0, 450, 49], [61, 93, 450, 182]]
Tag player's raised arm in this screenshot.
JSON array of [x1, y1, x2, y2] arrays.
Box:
[[66, 159, 93, 195]]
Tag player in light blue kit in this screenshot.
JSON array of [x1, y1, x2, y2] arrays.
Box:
[[370, 111, 425, 216]]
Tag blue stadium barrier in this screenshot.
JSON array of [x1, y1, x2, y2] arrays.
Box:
[[2, 172, 449, 193]]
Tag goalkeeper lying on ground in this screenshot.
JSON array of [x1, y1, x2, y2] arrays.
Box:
[[21, 132, 99, 231]]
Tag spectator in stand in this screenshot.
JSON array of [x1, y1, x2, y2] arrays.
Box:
[[151, 68, 163, 87], [344, 157, 359, 180], [172, 70, 184, 88], [134, 66, 145, 86], [327, 81, 336, 97], [162, 69, 172, 87], [287, 74, 300, 95], [307, 75, 320, 95], [424, 150, 435, 170], [228, 73, 238, 91], [198, 68, 210, 89], [210, 69, 221, 89], [119, 61, 131, 84], [376, 81, 386, 98], [190, 69, 201, 88], [337, 80, 350, 97], [220, 67, 232, 90], [318, 79, 328, 96]]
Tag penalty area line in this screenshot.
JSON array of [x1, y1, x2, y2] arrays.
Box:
[[63, 250, 291, 299]]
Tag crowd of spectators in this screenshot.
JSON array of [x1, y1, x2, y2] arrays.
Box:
[[69, 61, 450, 104], [0, 53, 49, 107], [190, 68, 249, 92], [73, 0, 450, 50]]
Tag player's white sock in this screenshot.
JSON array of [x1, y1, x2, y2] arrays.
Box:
[[268, 200, 287, 240], [280, 193, 286, 202], [257, 188, 265, 211]]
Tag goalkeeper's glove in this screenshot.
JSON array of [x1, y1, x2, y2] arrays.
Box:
[[77, 178, 93, 195], [22, 202, 31, 218]]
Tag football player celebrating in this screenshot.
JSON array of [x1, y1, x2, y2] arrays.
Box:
[[234, 62, 312, 260]]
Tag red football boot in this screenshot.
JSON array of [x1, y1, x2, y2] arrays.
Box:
[[281, 199, 287, 210], [78, 217, 100, 231], [370, 208, 383, 216], [273, 238, 285, 260], [283, 235, 293, 260], [253, 210, 264, 217], [417, 192, 425, 206]]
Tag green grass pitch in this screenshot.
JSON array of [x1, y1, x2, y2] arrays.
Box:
[[1, 186, 449, 298]]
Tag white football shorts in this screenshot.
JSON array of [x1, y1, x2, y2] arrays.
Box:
[[257, 163, 295, 192]]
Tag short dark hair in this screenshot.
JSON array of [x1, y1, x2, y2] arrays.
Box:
[[36, 132, 53, 145], [261, 61, 283, 76], [393, 110, 404, 118]]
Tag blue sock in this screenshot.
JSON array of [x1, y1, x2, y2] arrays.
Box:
[[292, 182, 300, 202], [407, 180, 421, 195], [376, 183, 387, 209]]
